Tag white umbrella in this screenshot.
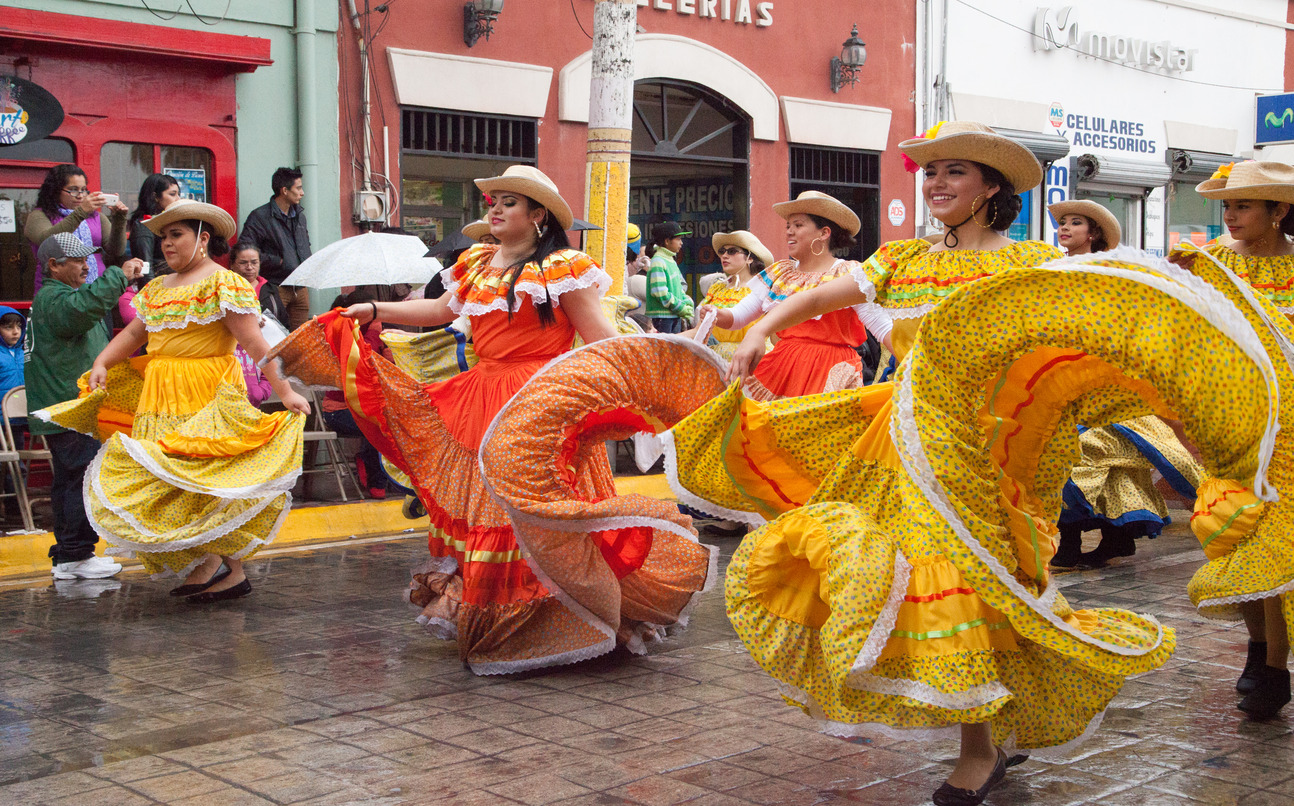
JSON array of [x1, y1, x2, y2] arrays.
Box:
[[282, 231, 441, 289]]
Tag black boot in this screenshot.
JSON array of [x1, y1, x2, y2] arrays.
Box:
[[1237, 641, 1268, 694], [1052, 524, 1083, 568], [1081, 524, 1138, 567], [1238, 665, 1291, 720]]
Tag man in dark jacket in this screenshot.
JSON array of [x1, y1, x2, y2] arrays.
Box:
[[28, 233, 144, 579], [239, 167, 312, 329]]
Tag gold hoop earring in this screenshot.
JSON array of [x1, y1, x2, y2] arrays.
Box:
[[972, 194, 993, 230], [810, 236, 826, 257]]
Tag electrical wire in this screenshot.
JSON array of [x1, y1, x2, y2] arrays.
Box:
[[185, 0, 233, 26], [571, 0, 593, 40], [954, 0, 1283, 93], [139, 0, 181, 21]]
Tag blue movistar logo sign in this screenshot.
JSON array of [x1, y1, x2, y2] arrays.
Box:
[[1257, 93, 1294, 146]]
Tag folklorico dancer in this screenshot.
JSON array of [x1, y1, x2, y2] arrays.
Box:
[[695, 230, 774, 361], [1169, 160, 1294, 720], [646, 121, 1195, 805], [265, 166, 716, 674], [1048, 199, 1203, 568], [35, 200, 309, 603], [697, 192, 882, 401]]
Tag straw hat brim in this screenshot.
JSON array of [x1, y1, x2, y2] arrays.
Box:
[[1196, 179, 1294, 204], [899, 132, 1043, 193], [145, 202, 237, 240], [474, 176, 574, 230], [1048, 200, 1122, 248], [771, 197, 861, 237], [461, 221, 491, 241], [711, 231, 775, 266]]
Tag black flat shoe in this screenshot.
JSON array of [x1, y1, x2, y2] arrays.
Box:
[[1051, 528, 1083, 568], [1237, 641, 1268, 694], [1239, 665, 1291, 720], [169, 565, 230, 597], [932, 748, 1007, 806], [186, 578, 251, 604]]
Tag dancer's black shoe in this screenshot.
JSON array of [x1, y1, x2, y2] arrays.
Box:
[[1237, 641, 1268, 694], [1239, 665, 1291, 720], [932, 748, 1007, 806]]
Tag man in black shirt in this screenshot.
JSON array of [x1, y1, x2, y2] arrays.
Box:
[[239, 167, 313, 329]]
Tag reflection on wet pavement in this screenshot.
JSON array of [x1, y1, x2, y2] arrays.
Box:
[[1, 519, 1292, 805]]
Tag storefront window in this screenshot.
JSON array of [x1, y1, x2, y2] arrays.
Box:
[[0, 189, 38, 299], [100, 142, 214, 213], [1168, 180, 1221, 248], [400, 154, 519, 250]]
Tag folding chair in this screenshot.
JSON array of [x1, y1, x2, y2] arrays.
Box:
[[0, 387, 36, 530], [301, 391, 363, 501]]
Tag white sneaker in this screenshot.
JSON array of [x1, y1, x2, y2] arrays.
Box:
[[52, 555, 123, 580]]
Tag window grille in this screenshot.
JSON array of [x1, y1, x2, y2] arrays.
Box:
[[401, 109, 537, 162]]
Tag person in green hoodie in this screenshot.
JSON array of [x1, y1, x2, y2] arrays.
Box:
[[645, 221, 695, 333], [27, 233, 144, 580]]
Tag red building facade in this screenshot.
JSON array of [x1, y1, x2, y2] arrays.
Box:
[[338, 1, 916, 284]]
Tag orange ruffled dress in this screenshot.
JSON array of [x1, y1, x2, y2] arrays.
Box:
[[266, 245, 717, 674], [744, 260, 868, 400]]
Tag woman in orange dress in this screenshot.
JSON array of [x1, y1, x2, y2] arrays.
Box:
[[271, 166, 715, 674], [697, 192, 885, 400]]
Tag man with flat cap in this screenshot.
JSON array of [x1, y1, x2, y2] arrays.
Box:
[[28, 233, 143, 580]]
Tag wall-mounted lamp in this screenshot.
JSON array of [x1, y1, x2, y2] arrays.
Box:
[[464, 0, 504, 47], [829, 25, 867, 93]]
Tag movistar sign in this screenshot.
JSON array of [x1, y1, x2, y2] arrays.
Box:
[[1033, 6, 1197, 72], [1257, 93, 1294, 147]]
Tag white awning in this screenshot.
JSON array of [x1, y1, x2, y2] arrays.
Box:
[[387, 47, 552, 119]]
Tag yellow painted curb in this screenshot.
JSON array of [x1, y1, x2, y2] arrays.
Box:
[[0, 474, 676, 581]]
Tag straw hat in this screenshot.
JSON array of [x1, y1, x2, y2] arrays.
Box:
[[772, 191, 861, 237], [474, 166, 574, 230], [461, 219, 491, 241], [1196, 161, 1294, 203], [1048, 200, 1121, 248], [711, 230, 775, 266], [145, 200, 236, 240], [899, 121, 1043, 192]]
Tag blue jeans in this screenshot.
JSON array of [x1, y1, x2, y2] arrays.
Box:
[[652, 317, 684, 334]]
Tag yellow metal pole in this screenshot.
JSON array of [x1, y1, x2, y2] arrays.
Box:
[[584, 0, 636, 296]]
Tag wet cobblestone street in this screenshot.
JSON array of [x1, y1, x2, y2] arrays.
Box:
[[2, 518, 1293, 805]]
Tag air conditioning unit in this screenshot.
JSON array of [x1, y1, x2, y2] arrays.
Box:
[[354, 189, 388, 224]]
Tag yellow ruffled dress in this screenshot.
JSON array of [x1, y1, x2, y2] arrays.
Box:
[[700, 276, 766, 361], [35, 270, 305, 577], [659, 241, 1239, 752], [1171, 242, 1294, 622]]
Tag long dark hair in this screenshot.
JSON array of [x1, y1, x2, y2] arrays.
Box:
[[976, 164, 1023, 232], [129, 174, 180, 230], [500, 197, 571, 327], [1264, 201, 1294, 238], [36, 164, 86, 219], [806, 214, 858, 253]]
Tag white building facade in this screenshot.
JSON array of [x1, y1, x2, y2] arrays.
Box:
[[917, 0, 1292, 255]]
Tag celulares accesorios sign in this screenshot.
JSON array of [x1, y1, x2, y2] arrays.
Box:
[[0, 76, 64, 147]]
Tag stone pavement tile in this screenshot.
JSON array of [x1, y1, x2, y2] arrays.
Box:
[[204, 754, 302, 783], [161, 726, 318, 766], [458, 701, 553, 729], [547, 794, 637, 806], [444, 725, 541, 754], [1194, 753, 1294, 789], [399, 710, 490, 740], [1006, 767, 1128, 804], [558, 731, 652, 757], [47, 784, 157, 806], [523, 691, 602, 716], [842, 777, 933, 804], [124, 769, 228, 801], [608, 774, 712, 805], [1144, 769, 1261, 801], [1095, 783, 1215, 804], [1070, 749, 1175, 786], [432, 755, 544, 788], [1239, 791, 1294, 806], [725, 776, 833, 805], [511, 715, 599, 741], [670, 727, 764, 760], [486, 771, 595, 805], [270, 739, 371, 770], [722, 746, 821, 777], [0, 769, 115, 800], [313, 753, 412, 789], [570, 703, 660, 731], [551, 754, 653, 790], [613, 743, 710, 775], [497, 739, 594, 769], [293, 713, 388, 739], [169, 784, 278, 806], [664, 759, 766, 792], [380, 740, 479, 770], [338, 726, 426, 754], [242, 769, 351, 803], [787, 758, 888, 791], [87, 754, 192, 783], [668, 794, 758, 806], [670, 705, 760, 732], [572, 681, 652, 704], [1111, 738, 1221, 772]]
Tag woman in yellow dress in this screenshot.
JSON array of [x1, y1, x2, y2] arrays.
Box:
[[696, 230, 774, 361], [1048, 200, 1203, 567], [660, 122, 1185, 804], [35, 200, 309, 602], [1169, 160, 1294, 719]]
